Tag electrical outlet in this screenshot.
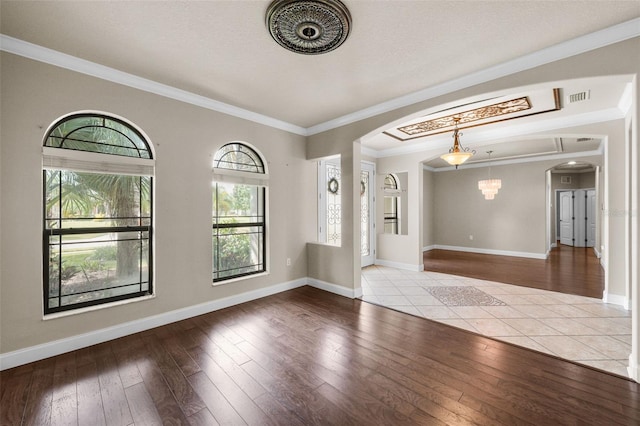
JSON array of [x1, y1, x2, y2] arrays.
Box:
[[286, 258, 291, 266]]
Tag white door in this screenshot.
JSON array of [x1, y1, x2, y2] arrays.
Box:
[[559, 191, 574, 246], [361, 162, 375, 267], [586, 189, 596, 247], [574, 189, 587, 247]]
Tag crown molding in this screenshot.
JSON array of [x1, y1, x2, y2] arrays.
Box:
[[0, 34, 308, 136], [2, 17, 638, 141], [308, 17, 640, 136]]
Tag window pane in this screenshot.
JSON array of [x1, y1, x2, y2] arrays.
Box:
[[44, 170, 151, 228], [360, 170, 370, 257], [106, 118, 150, 156], [213, 225, 264, 280], [384, 195, 398, 234], [213, 143, 264, 173], [45, 115, 152, 159], [213, 183, 264, 224], [326, 162, 341, 246], [46, 231, 149, 309], [212, 182, 265, 282]]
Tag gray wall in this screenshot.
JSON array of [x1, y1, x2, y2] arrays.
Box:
[[306, 139, 361, 289], [423, 169, 435, 249], [432, 159, 602, 255]]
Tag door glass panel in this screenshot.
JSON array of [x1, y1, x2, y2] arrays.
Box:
[[326, 162, 341, 246], [361, 170, 370, 257]]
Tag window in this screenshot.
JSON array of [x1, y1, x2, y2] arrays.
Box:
[[384, 173, 399, 234], [317, 157, 341, 246], [212, 143, 267, 282], [43, 113, 154, 314]]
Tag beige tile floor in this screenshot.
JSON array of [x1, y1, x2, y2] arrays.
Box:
[[361, 265, 632, 378]]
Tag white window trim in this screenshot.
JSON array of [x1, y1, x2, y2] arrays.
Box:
[[212, 167, 269, 186], [42, 146, 155, 176], [211, 154, 269, 284]]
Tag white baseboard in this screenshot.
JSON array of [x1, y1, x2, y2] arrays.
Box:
[[434, 245, 547, 260], [2, 277, 344, 371], [593, 247, 601, 259], [307, 277, 361, 299], [602, 291, 629, 309], [375, 259, 423, 272], [422, 245, 436, 252]]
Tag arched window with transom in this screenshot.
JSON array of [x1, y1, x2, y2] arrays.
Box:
[[42, 113, 155, 314], [383, 173, 400, 234], [212, 142, 268, 282]]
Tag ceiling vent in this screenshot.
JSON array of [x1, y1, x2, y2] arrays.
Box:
[[568, 90, 590, 103], [576, 137, 594, 142]]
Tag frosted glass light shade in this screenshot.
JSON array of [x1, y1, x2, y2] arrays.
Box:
[[441, 151, 473, 166]]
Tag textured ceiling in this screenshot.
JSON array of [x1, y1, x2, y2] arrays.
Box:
[[0, 0, 640, 163], [1, 0, 638, 129]]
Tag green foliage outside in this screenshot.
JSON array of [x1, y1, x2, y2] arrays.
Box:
[[213, 183, 261, 278], [46, 170, 150, 304]]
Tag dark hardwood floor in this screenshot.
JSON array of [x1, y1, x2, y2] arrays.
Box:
[[2, 286, 638, 425], [424, 244, 604, 299]]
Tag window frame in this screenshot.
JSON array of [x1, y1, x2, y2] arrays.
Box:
[[383, 173, 400, 234], [317, 156, 342, 246], [212, 143, 268, 283], [42, 112, 155, 315]]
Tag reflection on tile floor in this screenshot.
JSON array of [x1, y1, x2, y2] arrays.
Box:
[[361, 265, 632, 378]]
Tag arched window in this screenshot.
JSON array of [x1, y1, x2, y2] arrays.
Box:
[[213, 142, 265, 173], [212, 143, 267, 282], [384, 174, 398, 190], [383, 174, 399, 234], [43, 113, 154, 314]]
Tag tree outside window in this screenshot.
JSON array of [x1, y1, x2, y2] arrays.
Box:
[[43, 113, 154, 313], [212, 143, 267, 282]]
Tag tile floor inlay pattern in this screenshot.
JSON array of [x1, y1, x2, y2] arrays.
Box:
[[426, 286, 506, 306], [361, 265, 632, 378]]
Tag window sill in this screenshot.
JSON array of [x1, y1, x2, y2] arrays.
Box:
[[213, 271, 269, 286], [43, 294, 156, 321]]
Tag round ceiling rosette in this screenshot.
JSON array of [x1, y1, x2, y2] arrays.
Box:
[[266, 0, 352, 55]]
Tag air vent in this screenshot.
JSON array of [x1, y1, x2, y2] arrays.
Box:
[[561, 176, 572, 184], [576, 137, 593, 142], [568, 90, 590, 103]]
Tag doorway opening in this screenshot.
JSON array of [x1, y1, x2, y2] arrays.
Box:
[[548, 161, 600, 257]]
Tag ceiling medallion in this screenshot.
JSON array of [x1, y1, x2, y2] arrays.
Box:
[[266, 0, 352, 55]]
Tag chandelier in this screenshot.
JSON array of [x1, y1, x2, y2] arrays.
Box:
[[478, 151, 502, 200], [440, 117, 474, 168]]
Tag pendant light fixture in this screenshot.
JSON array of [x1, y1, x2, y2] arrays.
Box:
[[478, 151, 502, 200], [440, 117, 474, 168]]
